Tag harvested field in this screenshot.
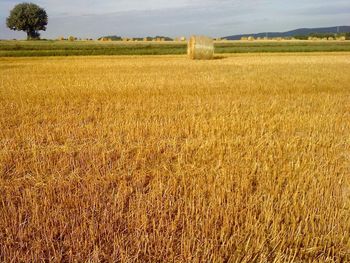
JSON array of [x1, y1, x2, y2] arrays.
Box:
[[1, 53, 350, 262]]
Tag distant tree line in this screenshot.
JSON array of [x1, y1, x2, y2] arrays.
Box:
[[98, 36, 174, 41], [294, 33, 350, 40]]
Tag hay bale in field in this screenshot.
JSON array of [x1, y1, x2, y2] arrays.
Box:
[[100, 37, 111, 42], [187, 35, 214, 60]]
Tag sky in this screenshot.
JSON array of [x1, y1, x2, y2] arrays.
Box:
[[1, 0, 350, 39]]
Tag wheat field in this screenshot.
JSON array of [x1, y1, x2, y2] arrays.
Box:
[[1, 53, 350, 262]]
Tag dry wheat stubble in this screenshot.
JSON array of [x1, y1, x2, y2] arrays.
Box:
[[0, 53, 350, 262]]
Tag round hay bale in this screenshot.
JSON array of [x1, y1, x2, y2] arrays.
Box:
[[187, 35, 214, 60]]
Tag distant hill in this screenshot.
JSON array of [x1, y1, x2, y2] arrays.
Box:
[[224, 26, 350, 40]]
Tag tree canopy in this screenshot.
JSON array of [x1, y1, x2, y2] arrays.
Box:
[[7, 3, 48, 40]]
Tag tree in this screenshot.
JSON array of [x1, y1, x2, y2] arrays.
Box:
[[6, 3, 48, 40]]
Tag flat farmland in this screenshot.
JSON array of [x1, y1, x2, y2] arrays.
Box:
[[1, 40, 350, 56], [1, 53, 350, 262]]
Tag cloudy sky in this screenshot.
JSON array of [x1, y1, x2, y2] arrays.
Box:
[[1, 0, 350, 39]]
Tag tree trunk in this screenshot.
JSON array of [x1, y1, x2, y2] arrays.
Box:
[[26, 29, 39, 40]]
